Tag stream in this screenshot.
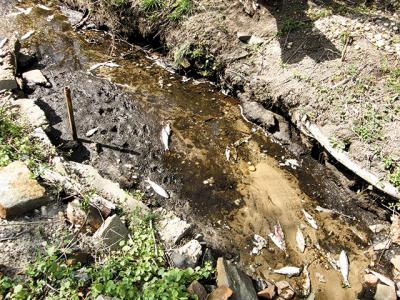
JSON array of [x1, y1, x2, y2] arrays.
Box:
[[0, 2, 393, 299]]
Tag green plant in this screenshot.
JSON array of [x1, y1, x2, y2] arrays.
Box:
[[141, 0, 164, 11], [277, 18, 307, 37], [0, 105, 50, 173], [329, 136, 347, 151], [389, 168, 400, 189], [386, 67, 400, 94], [0, 212, 213, 299], [169, 0, 193, 21], [353, 108, 385, 143]]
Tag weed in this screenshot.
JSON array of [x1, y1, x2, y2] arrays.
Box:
[[1, 212, 213, 299], [0, 105, 50, 173], [389, 168, 400, 189], [169, 0, 193, 21], [307, 7, 333, 21], [140, 0, 164, 11], [386, 67, 400, 94], [277, 18, 307, 37], [329, 136, 347, 151], [353, 108, 385, 143]]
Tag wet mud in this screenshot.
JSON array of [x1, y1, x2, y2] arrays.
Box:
[[0, 2, 395, 299]]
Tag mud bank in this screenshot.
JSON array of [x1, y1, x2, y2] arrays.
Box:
[[1, 1, 400, 299]]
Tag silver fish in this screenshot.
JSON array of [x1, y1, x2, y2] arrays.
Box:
[[273, 266, 302, 277], [268, 222, 287, 252], [302, 209, 318, 229], [225, 146, 230, 161], [161, 124, 171, 151], [89, 61, 120, 72], [145, 179, 169, 198], [21, 30, 35, 41], [365, 269, 395, 287], [339, 250, 350, 287], [302, 264, 311, 296], [296, 227, 306, 253]]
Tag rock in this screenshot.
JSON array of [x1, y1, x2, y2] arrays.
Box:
[[207, 286, 233, 300], [22, 69, 50, 88], [216, 257, 258, 300], [275, 281, 290, 293], [12, 98, 48, 129], [373, 240, 390, 251], [364, 274, 378, 286], [66, 199, 103, 231], [171, 239, 202, 268], [92, 215, 129, 251], [374, 283, 396, 300], [248, 165, 256, 172], [248, 35, 265, 45], [17, 48, 37, 71], [280, 288, 295, 300], [257, 281, 276, 299], [156, 209, 191, 246], [237, 32, 252, 43], [242, 101, 276, 131], [369, 224, 389, 233], [68, 161, 148, 213], [0, 161, 47, 218], [390, 215, 400, 245], [187, 280, 207, 300], [0, 38, 19, 91], [86, 127, 99, 137], [390, 255, 400, 271]]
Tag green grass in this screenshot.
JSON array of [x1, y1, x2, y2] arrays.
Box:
[[389, 168, 400, 189], [386, 67, 400, 94], [0, 106, 50, 174], [169, 0, 193, 21], [277, 18, 307, 37], [1, 212, 212, 299], [353, 108, 385, 143], [141, 0, 164, 11]]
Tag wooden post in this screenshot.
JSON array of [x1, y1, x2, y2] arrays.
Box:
[[64, 87, 78, 141]]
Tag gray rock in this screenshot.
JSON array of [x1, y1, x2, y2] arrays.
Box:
[[374, 283, 396, 300], [237, 32, 252, 43], [22, 69, 50, 87], [242, 101, 276, 130], [156, 208, 191, 246], [93, 215, 129, 251], [0, 161, 47, 218], [248, 35, 265, 45], [187, 280, 207, 300], [0, 68, 17, 90], [0, 38, 18, 91], [12, 98, 48, 129], [216, 257, 258, 300], [171, 239, 202, 268]]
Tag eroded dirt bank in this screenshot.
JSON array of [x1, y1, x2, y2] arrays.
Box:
[[1, 1, 400, 299]]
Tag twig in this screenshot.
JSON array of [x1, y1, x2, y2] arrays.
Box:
[[341, 33, 350, 62], [0, 229, 31, 242], [0, 219, 62, 226], [285, 40, 306, 64], [150, 219, 158, 257]]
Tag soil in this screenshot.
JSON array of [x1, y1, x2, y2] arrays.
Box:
[[1, 1, 400, 299]]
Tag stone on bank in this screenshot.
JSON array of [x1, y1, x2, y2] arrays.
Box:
[[0, 161, 47, 218]]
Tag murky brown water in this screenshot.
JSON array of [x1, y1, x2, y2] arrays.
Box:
[[0, 2, 386, 299]]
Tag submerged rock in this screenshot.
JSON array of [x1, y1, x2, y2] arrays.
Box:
[[0, 161, 47, 218], [216, 257, 258, 300], [187, 280, 207, 300]]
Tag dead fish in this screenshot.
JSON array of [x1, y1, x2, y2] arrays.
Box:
[[273, 266, 302, 277], [0, 38, 8, 49], [85, 127, 98, 137], [302, 209, 318, 229], [89, 61, 120, 72], [339, 250, 350, 287], [161, 124, 171, 151], [225, 146, 230, 161], [302, 265, 311, 296], [21, 30, 35, 41], [268, 222, 287, 253], [145, 179, 169, 198], [280, 159, 300, 169], [36, 4, 52, 10], [326, 252, 340, 271], [365, 268, 395, 287], [296, 227, 306, 253]]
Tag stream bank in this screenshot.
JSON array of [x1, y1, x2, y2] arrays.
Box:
[[1, 1, 400, 299]]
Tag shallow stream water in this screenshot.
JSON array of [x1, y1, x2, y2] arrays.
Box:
[[0, 2, 389, 299]]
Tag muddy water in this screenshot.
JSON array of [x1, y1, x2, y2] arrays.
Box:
[[0, 2, 383, 299]]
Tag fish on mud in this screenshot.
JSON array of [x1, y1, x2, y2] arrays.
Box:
[[225, 146, 230, 161], [268, 222, 287, 254], [273, 266, 302, 277], [145, 179, 169, 198], [339, 250, 350, 288], [302, 209, 318, 229], [161, 124, 171, 151], [365, 268, 395, 287], [302, 264, 311, 297], [296, 227, 306, 253], [88, 61, 120, 72]]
